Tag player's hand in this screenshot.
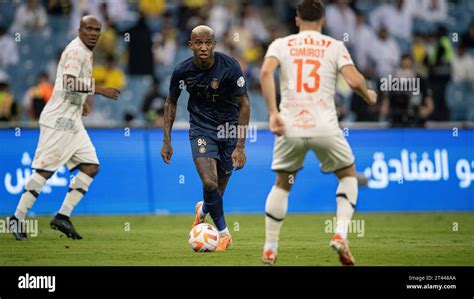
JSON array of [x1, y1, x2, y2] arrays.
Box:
[[232, 147, 246, 170], [97, 87, 120, 100], [366, 90, 377, 106], [269, 112, 285, 136], [161, 142, 173, 164], [82, 102, 90, 116]]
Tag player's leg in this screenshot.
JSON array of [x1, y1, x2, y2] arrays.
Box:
[[311, 133, 357, 265], [193, 157, 230, 235], [10, 170, 53, 240], [330, 164, 357, 266], [51, 130, 99, 240], [10, 126, 63, 240], [263, 136, 307, 264]]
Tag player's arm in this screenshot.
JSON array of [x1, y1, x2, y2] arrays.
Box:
[[260, 57, 285, 136], [235, 93, 250, 149], [62, 74, 120, 100], [161, 95, 178, 164], [232, 93, 250, 170], [340, 65, 377, 106]]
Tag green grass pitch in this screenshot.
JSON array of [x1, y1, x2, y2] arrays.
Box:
[[0, 213, 473, 266]]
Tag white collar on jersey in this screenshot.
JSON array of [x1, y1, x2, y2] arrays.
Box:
[[75, 37, 93, 54]]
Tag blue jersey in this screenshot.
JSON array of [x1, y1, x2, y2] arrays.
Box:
[[169, 52, 247, 136]]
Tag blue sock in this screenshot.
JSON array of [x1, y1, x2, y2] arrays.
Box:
[[203, 188, 226, 231]]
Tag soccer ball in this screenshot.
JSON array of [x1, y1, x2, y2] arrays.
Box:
[[188, 223, 220, 252]]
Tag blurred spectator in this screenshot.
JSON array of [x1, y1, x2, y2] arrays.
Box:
[[461, 21, 474, 50], [152, 12, 178, 67], [370, 0, 417, 42], [103, 0, 136, 22], [380, 55, 434, 127], [127, 14, 154, 76], [10, 0, 50, 36], [142, 77, 166, 127], [352, 10, 375, 73], [207, 0, 233, 40], [240, 2, 269, 44], [368, 26, 401, 79], [451, 43, 474, 83], [139, 0, 166, 17], [0, 81, 18, 122], [425, 26, 453, 121], [416, 0, 448, 23], [93, 54, 126, 90], [325, 0, 356, 46], [94, 15, 119, 63], [22, 72, 54, 121], [46, 0, 72, 15], [412, 32, 429, 77], [46, 51, 62, 83], [226, 16, 254, 55], [0, 26, 19, 69]]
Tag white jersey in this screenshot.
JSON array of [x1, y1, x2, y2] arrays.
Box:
[[265, 30, 354, 137], [39, 37, 93, 132]]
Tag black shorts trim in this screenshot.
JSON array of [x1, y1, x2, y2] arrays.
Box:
[[320, 162, 355, 175], [69, 163, 100, 172]]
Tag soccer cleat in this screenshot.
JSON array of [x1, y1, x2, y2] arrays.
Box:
[[192, 201, 207, 228], [216, 233, 232, 252], [262, 249, 278, 265], [50, 215, 83, 240], [330, 233, 355, 266], [9, 216, 28, 241]]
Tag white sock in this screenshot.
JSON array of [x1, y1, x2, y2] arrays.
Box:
[[264, 185, 289, 252], [219, 227, 230, 236], [198, 203, 207, 218], [335, 176, 358, 240], [14, 172, 47, 221], [58, 172, 93, 217]]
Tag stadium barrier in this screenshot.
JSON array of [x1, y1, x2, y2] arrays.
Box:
[[0, 128, 472, 215]]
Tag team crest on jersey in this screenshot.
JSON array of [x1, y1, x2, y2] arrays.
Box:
[[210, 78, 219, 90], [198, 138, 207, 154]]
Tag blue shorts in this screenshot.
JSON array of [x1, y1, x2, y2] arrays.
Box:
[[190, 132, 237, 177]]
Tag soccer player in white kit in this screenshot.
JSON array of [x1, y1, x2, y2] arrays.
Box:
[[260, 0, 377, 265], [9, 16, 120, 240]]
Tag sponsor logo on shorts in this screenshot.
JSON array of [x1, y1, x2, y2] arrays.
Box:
[[198, 138, 207, 154]]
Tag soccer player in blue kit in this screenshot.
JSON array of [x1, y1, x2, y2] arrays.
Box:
[[161, 25, 250, 251]]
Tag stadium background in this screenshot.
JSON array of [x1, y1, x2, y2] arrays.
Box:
[[0, 0, 473, 216]]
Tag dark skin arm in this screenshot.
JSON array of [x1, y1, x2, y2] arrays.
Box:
[[232, 93, 250, 170], [161, 95, 178, 164]]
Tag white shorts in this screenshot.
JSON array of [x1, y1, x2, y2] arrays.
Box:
[[32, 126, 99, 172], [271, 132, 355, 173]]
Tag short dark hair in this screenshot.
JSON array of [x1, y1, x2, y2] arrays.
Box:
[[297, 0, 325, 22]]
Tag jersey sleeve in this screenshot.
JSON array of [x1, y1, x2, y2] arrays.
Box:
[[63, 49, 86, 78], [264, 39, 282, 62], [230, 60, 247, 97], [336, 42, 355, 71], [169, 66, 183, 99]]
